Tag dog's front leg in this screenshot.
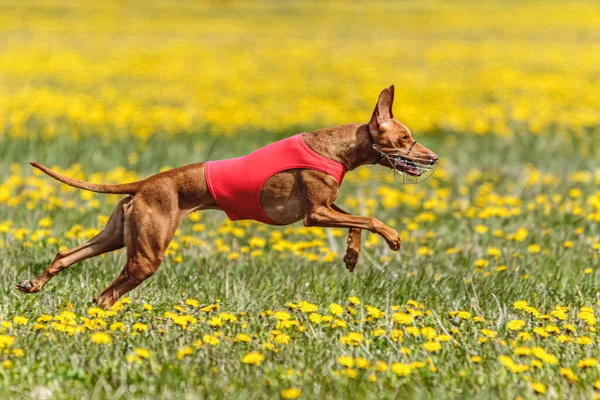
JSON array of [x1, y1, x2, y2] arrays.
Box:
[[331, 204, 361, 272], [304, 206, 401, 252]]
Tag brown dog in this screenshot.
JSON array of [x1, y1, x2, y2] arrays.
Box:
[[17, 85, 438, 309]]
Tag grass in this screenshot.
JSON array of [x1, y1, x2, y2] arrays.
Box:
[[2, 131, 600, 399]]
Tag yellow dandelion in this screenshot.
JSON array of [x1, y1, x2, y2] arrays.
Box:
[[185, 298, 200, 307], [242, 351, 264, 366], [423, 341, 442, 352], [90, 332, 111, 345], [109, 322, 126, 332], [234, 333, 252, 343], [348, 296, 360, 305], [0, 335, 16, 349], [391, 363, 412, 376], [135, 348, 150, 359], [337, 356, 354, 368], [393, 312, 414, 325], [329, 303, 344, 316], [13, 316, 28, 325], [531, 382, 546, 394], [274, 333, 290, 345], [132, 323, 148, 332], [274, 311, 291, 321], [355, 358, 370, 369], [507, 320, 525, 331], [177, 346, 193, 360], [559, 368, 578, 382], [281, 388, 301, 399], [375, 361, 388, 372], [2, 360, 14, 369], [202, 335, 220, 346]]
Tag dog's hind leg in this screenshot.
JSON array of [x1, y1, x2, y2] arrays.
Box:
[[16, 196, 131, 294], [93, 193, 181, 309]]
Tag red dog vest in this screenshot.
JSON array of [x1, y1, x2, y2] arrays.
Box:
[[205, 134, 346, 225]]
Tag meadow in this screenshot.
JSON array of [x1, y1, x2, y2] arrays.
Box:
[[1, 1, 600, 398]]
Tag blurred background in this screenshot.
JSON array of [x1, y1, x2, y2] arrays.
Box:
[[1, 1, 598, 165]]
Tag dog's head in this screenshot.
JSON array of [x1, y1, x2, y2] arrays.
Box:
[[368, 85, 438, 180]]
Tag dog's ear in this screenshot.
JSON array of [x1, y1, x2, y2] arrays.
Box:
[[368, 86, 394, 135], [387, 85, 394, 118]]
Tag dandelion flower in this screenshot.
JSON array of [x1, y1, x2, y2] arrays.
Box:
[[274, 311, 291, 321], [355, 358, 370, 369], [135, 348, 150, 359], [531, 382, 546, 394], [132, 323, 148, 332], [90, 332, 111, 345], [507, 320, 525, 331], [328, 303, 344, 316], [234, 333, 252, 343], [0, 335, 16, 349], [242, 351, 264, 366], [391, 363, 412, 376], [423, 341, 442, 352], [177, 347, 192, 360], [2, 360, 14, 369], [337, 356, 354, 368], [375, 361, 388, 372], [13, 316, 28, 325], [202, 335, 220, 346], [281, 388, 301, 399], [393, 312, 413, 325]]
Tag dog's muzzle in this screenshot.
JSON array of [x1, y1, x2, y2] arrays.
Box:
[[372, 143, 438, 184]]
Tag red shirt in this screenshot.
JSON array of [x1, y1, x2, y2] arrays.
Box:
[[205, 134, 346, 225]]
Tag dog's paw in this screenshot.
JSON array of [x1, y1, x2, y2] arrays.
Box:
[[385, 233, 402, 251], [343, 249, 360, 272], [16, 279, 40, 294]]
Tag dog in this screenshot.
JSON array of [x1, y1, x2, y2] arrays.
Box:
[[17, 85, 438, 309]]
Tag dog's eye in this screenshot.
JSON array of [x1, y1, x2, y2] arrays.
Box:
[[402, 135, 409, 140]]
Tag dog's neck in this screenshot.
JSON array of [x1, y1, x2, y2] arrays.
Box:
[[302, 123, 380, 171]]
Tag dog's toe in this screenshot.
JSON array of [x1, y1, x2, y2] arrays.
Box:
[[389, 239, 402, 251], [16, 280, 36, 293], [17, 280, 32, 289], [343, 252, 358, 273]]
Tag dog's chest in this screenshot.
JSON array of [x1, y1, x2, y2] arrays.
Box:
[[259, 170, 306, 225]]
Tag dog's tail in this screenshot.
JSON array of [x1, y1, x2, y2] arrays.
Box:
[[30, 162, 142, 194]]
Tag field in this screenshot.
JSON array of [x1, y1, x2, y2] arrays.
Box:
[[1, 1, 600, 398]]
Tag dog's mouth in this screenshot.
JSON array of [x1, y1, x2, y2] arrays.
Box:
[[372, 145, 438, 184], [397, 156, 421, 176]]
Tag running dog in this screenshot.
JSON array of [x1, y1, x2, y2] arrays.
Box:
[[17, 85, 438, 309]]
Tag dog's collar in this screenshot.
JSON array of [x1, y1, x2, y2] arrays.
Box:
[[367, 128, 386, 165]]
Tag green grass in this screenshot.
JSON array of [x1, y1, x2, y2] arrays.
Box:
[[2, 130, 600, 399]]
